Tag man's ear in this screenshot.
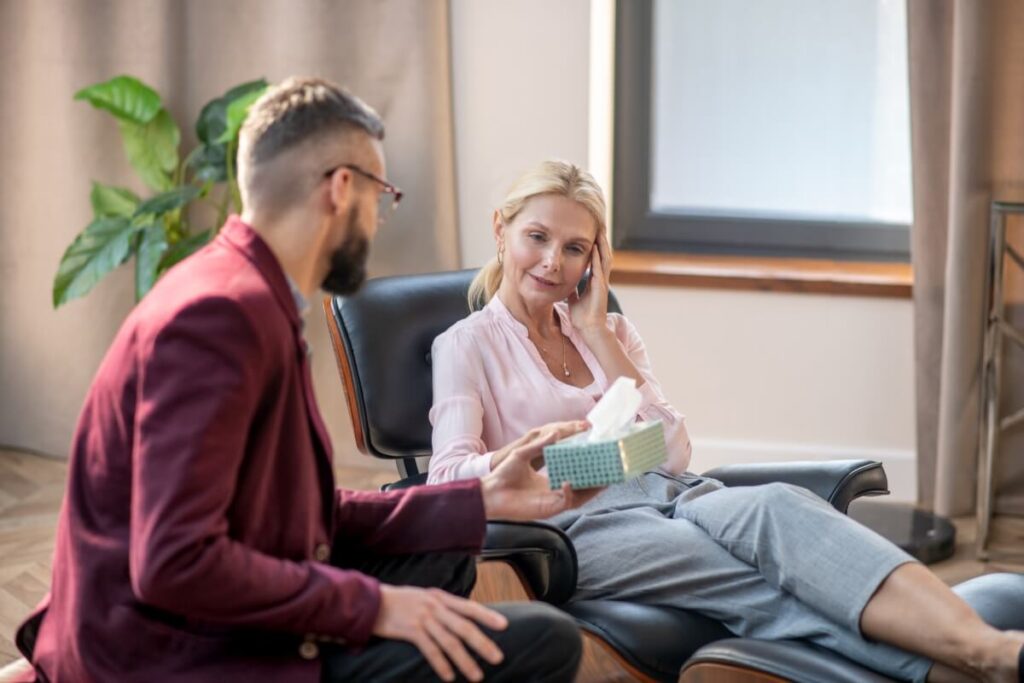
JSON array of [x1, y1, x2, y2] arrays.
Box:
[[326, 167, 355, 215]]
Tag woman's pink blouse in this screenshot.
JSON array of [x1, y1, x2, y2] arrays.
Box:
[[427, 295, 692, 484]]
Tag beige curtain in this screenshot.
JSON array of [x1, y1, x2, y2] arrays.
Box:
[[0, 0, 459, 467], [908, 0, 1024, 517]]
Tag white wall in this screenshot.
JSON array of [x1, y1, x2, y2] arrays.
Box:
[[449, 0, 592, 264], [449, 0, 916, 500]]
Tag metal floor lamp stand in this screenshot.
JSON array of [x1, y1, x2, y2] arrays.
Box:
[[976, 200, 1024, 561]]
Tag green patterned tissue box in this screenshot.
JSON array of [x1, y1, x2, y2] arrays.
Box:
[[545, 420, 667, 490]]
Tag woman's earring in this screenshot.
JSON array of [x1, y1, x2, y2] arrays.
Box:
[[497, 242, 505, 266]]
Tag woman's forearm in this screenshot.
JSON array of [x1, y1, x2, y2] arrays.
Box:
[[579, 326, 645, 387]]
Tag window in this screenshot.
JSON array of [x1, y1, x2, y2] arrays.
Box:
[[614, 0, 913, 261]]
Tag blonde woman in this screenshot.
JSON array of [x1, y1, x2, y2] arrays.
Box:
[[427, 159, 1024, 683]]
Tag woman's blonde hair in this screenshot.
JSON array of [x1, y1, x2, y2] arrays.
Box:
[[467, 159, 608, 310]]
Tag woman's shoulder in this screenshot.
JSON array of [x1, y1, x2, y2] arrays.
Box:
[[433, 305, 501, 349]]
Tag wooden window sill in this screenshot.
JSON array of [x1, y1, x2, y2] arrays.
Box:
[[609, 251, 912, 298]]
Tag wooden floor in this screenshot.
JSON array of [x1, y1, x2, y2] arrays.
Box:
[[0, 447, 396, 666], [1, 448, 1023, 669]]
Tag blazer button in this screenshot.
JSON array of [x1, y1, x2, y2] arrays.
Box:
[[299, 641, 319, 660], [314, 543, 331, 562]]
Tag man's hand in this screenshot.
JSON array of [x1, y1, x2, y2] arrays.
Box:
[[488, 422, 573, 470], [372, 585, 508, 682], [481, 420, 603, 520]]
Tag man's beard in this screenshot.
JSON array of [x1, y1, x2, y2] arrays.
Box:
[[321, 211, 370, 296]]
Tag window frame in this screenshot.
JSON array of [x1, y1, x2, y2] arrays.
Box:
[[612, 0, 911, 262]]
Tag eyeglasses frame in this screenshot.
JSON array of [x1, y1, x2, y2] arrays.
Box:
[[324, 163, 403, 215]]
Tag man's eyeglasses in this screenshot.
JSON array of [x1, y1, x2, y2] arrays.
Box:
[[324, 164, 403, 220]]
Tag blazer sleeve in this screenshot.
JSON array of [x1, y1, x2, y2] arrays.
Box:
[[333, 481, 486, 554], [130, 296, 380, 646]]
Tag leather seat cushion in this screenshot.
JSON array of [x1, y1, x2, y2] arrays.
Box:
[[564, 600, 732, 682]]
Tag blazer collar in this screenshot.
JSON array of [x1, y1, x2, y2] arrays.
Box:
[[218, 215, 302, 331]]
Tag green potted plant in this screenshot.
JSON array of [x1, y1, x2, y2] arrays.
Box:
[[53, 75, 269, 308]]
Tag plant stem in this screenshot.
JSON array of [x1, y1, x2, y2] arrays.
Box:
[[225, 138, 242, 215], [168, 160, 188, 241], [216, 187, 230, 228]]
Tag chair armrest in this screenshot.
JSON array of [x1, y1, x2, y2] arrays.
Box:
[[482, 521, 577, 606], [380, 479, 577, 603], [699, 459, 889, 514], [380, 472, 428, 491]]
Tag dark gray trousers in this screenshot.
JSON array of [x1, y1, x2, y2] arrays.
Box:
[[321, 552, 582, 682]]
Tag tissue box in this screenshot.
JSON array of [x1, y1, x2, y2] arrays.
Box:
[[545, 420, 667, 490]]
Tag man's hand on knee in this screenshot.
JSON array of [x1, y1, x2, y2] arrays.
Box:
[[373, 585, 507, 682]]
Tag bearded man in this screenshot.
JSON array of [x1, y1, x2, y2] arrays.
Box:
[[16, 77, 587, 683]]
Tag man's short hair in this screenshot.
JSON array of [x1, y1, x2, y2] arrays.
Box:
[[240, 76, 385, 168]]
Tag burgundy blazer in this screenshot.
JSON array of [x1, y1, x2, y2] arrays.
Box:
[[18, 217, 486, 682]]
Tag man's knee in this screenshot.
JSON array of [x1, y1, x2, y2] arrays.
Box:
[[490, 602, 582, 681]]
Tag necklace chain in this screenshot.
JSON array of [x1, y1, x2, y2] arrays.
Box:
[[535, 328, 571, 378]]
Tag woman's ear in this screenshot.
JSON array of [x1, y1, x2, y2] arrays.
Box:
[[492, 210, 504, 245]]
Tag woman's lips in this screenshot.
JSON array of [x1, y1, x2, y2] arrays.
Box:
[[528, 273, 559, 288]]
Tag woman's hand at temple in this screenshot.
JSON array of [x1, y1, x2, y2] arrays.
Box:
[[567, 230, 645, 387], [568, 228, 613, 337], [480, 420, 602, 520]]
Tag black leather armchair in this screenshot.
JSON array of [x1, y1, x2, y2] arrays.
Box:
[[324, 270, 1024, 683]]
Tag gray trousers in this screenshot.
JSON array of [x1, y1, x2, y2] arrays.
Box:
[[550, 470, 933, 683]]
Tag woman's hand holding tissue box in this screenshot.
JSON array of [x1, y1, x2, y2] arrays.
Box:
[[544, 378, 669, 489]]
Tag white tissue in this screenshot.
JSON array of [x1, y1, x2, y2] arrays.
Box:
[[585, 377, 642, 442]]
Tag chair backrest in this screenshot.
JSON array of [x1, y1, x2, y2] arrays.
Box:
[[324, 269, 621, 474]]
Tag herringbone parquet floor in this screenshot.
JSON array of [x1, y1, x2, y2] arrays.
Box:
[[0, 447, 396, 666], [0, 450, 65, 666], [1, 448, 1023, 669]]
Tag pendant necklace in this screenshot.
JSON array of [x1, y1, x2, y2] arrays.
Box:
[[536, 329, 571, 378], [558, 332, 570, 377]]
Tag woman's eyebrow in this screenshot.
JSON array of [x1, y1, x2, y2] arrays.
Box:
[[568, 235, 596, 247], [522, 221, 593, 245]]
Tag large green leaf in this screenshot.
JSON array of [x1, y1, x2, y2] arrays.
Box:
[[74, 75, 162, 125], [184, 145, 228, 182], [90, 182, 139, 217], [158, 228, 214, 274], [217, 89, 266, 144], [190, 79, 268, 182], [134, 223, 169, 301], [132, 185, 203, 220], [52, 216, 139, 307], [119, 109, 180, 192], [195, 79, 268, 145]]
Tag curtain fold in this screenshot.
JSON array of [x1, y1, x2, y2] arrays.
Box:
[[0, 0, 458, 467], [908, 0, 1024, 517]]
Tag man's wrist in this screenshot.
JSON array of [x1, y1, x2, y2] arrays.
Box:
[[479, 473, 499, 519]]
